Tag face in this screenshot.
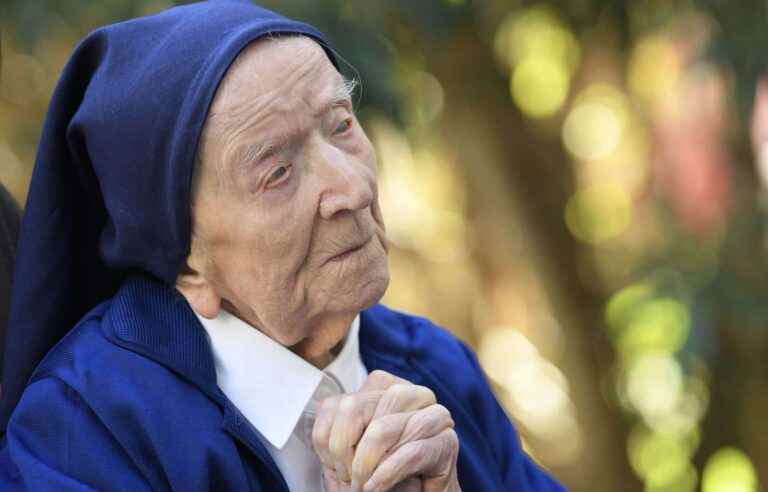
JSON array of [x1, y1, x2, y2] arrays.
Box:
[[178, 36, 389, 365]]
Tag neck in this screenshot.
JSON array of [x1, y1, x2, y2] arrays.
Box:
[[290, 312, 355, 369], [304, 352, 333, 369], [216, 300, 355, 369]]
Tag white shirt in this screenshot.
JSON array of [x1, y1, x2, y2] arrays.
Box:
[[196, 310, 368, 492]]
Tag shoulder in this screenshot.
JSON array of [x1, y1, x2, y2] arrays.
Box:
[[31, 300, 115, 384], [27, 282, 218, 425], [361, 304, 481, 393], [31, 298, 160, 394], [361, 304, 472, 358], [5, 283, 223, 489]]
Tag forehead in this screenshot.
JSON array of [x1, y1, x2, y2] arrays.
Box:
[[208, 35, 341, 121]]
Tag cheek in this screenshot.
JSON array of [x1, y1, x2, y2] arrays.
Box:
[[225, 199, 315, 282], [355, 128, 377, 166]]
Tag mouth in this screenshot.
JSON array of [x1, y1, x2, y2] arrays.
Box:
[[327, 236, 372, 263]]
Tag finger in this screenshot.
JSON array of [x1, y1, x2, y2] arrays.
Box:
[[392, 478, 422, 492], [350, 411, 414, 490], [396, 404, 454, 446], [351, 405, 453, 489], [360, 370, 411, 392], [323, 466, 352, 492], [363, 428, 459, 492], [313, 395, 343, 469], [328, 392, 382, 483], [372, 384, 436, 420]]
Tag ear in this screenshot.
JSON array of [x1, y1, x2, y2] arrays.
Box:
[[175, 256, 222, 319]]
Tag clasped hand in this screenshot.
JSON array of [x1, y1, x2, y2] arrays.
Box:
[[312, 370, 461, 492]]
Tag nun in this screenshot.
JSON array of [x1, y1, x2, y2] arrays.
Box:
[[0, 2, 566, 491]]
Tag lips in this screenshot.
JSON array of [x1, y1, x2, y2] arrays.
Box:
[[327, 236, 371, 263]]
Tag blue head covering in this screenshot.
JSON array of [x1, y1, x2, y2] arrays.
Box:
[[0, 0, 337, 430]]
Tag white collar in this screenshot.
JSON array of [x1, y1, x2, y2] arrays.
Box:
[[196, 310, 362, 449]]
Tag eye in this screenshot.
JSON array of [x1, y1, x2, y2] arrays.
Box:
[[264, 164, 291, 189], [333, 118, 353, 135]]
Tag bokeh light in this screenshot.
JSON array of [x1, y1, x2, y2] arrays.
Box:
[[626, 354, 683, 418], [563, 85, 630, 161], [479, 327, 582, 463], [403, 71, 445, 126], [605, 282, 655, 332], [628, 35, 681, 108], [511, 57, 570, 119], [702, 448, 758, 492], [617, 298, 691, 355], [563, 102, 623, 160], [371, 118, 468, 263], [628, 424, 699, 491], [565, 185, 633, 244], [495, 5, 579, 119]]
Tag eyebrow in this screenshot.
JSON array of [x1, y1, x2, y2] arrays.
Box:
[[228, 140, 282, 182], [317, 76, 358, 115], [239, 141, 274, 167]]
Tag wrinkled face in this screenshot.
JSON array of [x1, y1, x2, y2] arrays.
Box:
[[184, 36, 389, 363]]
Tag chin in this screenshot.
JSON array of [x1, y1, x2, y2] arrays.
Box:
[[357, 272, 389, 309], [353, 246, 391, 306], [337, 262, 390, 314]]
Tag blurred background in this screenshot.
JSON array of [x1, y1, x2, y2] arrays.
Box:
[[2, 0, 768, 490]]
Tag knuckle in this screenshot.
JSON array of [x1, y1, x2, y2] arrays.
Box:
[[444, 428, 459, 452], [419, 386, 437, 404], [329, 435, 346, 457], [386, 383, 411, 399], [409, 414, 438, 437], [368, 369, 395, 385], [432, 403, 448, 415], [319, 395, 340, 415], [406, 440, 428, 462], [433, 403, 452, 422], [369, 369, 389, 380], [338, 395, 357, 414], [311, 425, 325, 446], [312, 422, 330, 449], [407, 410, 430, 432], [366, 418, 389, 442]]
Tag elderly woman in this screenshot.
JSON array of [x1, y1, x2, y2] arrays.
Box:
[[0, 2, 565, 491]]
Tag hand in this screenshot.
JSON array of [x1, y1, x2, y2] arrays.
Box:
[[312, 370, 461, 492], [322, 465, 421, 492]]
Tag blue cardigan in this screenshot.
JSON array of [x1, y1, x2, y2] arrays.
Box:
[[0, 276, 566, 491]]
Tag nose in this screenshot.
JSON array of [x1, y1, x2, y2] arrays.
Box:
[[317, 147, 374, 220]]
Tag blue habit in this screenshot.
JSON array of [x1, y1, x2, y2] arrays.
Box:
[[0, 275, 566, 491]]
